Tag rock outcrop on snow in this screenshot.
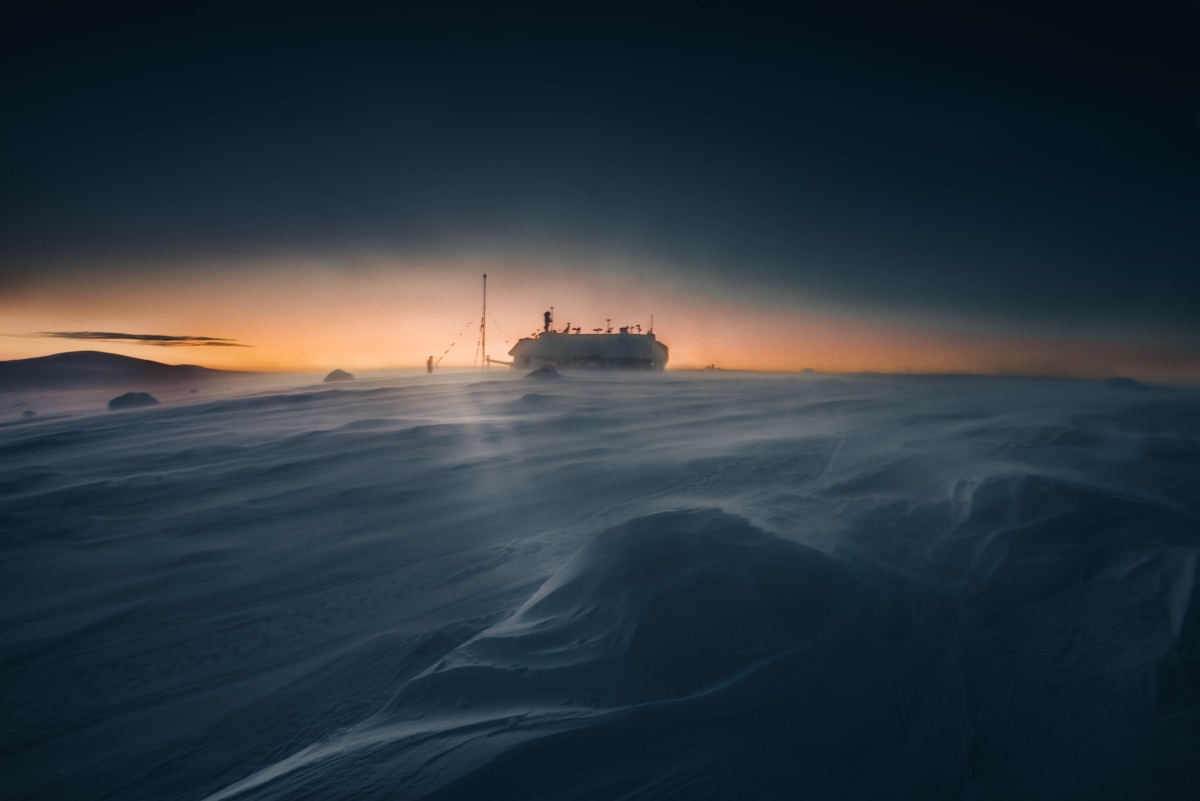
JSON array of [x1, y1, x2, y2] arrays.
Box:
[[108, 392, 159, 411]]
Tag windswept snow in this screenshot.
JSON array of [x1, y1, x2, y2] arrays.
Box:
[[2, 371, 1198, 799]]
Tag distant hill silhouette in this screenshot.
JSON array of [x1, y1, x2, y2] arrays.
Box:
[[0, 351, 246, 391]]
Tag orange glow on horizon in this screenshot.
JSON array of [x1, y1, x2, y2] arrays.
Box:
[[2, 259, 1197, 382]]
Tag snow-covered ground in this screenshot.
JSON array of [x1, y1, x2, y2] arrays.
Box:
[[3, 370, 1199, 800]]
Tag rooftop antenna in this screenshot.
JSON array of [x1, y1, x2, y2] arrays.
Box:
[[649, 314, 654, 334], [481, 274, 487, 371], [606, 318, 612, 334]]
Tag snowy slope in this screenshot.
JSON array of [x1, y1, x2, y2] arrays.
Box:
[[2, 371, 1198, 800]]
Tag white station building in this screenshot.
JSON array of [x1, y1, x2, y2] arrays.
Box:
[[506, 314, 668, 370]]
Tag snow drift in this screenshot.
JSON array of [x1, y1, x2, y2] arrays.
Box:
[[2, 371, 1198, 799]]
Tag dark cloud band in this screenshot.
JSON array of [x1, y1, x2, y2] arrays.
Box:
[[33, 332, 250, 347]]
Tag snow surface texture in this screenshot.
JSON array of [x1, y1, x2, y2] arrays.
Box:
[[2, 371, 1199, 800]]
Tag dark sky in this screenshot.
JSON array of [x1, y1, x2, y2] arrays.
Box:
[[3, 1, 1197, 347]]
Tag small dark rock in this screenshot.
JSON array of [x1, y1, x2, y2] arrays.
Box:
[[524, 365, 561, 379], [23, 409, 36, 417], [109, 392, 159, 411], [324, 369, 355, 383], [189, 388, 198, 394]]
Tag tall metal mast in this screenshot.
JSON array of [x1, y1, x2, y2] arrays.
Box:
[[481, 274, 487, 371]]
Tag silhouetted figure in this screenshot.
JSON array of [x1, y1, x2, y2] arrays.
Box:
[[427, 356, 434, 374], [544, 310, 552, 333]]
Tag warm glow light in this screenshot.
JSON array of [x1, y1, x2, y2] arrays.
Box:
[[2, 257, 1196, 382]]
